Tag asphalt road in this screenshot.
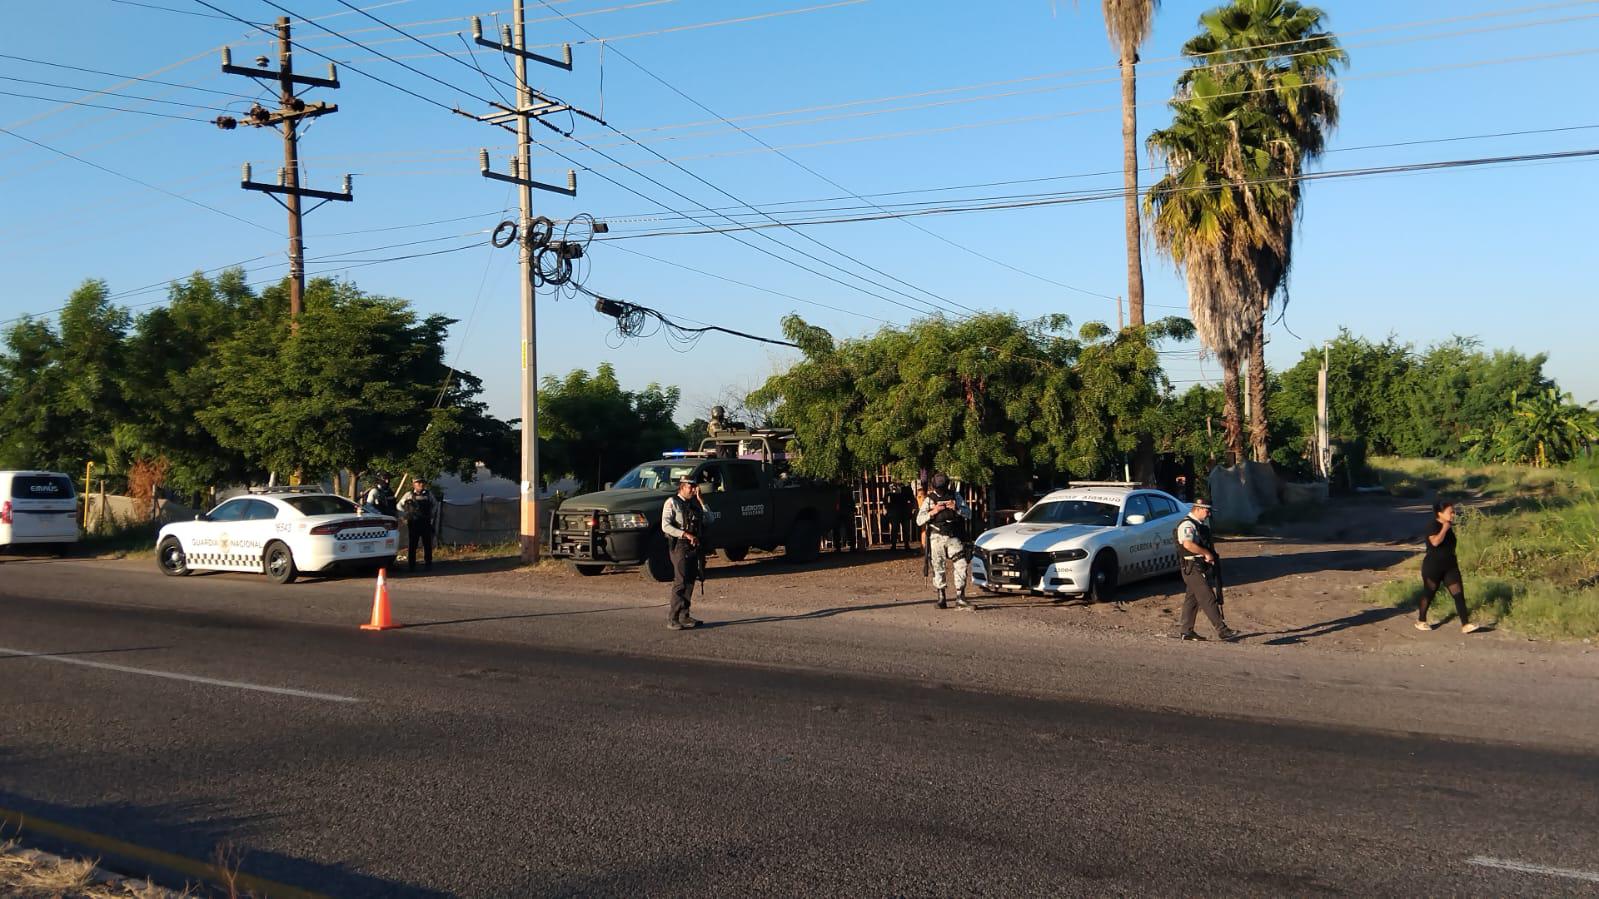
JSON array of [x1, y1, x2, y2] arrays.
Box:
[[2, 561, 1598, 896]]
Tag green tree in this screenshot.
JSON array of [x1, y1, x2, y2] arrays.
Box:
[[0, 280, 128, 473], [116, 269, 273, 496], [1101, 0, 1161, 326], [537, 364, 687, 490], [751, 313, 1189, 484], [1465, 389, 1598, 467], [200, 278, 504, 483]]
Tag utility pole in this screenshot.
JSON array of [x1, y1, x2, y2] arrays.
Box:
[[466, 2, 587, 564], [216, 18, 353, 322], [1316, 343, 1331, 479], [1116, 295, 1124, 331]]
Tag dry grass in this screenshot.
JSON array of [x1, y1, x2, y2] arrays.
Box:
[[0, 839, 184, 898]]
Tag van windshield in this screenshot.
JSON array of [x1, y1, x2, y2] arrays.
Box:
[[11, 475, 76, 500]]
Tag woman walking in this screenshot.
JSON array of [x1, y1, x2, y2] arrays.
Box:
[[1418, 499, 1482, 634]]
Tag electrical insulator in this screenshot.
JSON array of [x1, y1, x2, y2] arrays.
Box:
[[214, 115, 238, 130], [478, 148, 490, 173]]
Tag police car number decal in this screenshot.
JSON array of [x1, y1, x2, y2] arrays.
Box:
[[740, 504, 765, 516]]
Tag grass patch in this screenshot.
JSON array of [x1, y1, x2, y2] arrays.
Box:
[[78, 523, 160, 559], [0, 837, 181, 898], [1369, 455, 1599, 639]]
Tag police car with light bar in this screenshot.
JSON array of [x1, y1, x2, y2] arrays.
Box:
[[155, 486, 399, 585], [970, 484, 1189, 603]]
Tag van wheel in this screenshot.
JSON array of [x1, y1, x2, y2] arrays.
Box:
[[264, 541, 298, 585], [157, 538, 190, 577], [1086, 552, 1118, 604], [642, 537, 674, 583], [785, 519, 821, 563]]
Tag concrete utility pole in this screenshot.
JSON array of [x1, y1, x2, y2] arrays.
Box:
[[467, 1, 582, 563], [1316, 343, 1331, 479], [216, 17, 353, 322]]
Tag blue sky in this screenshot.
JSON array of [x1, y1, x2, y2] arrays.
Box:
[[4, 0, 1597, 425]]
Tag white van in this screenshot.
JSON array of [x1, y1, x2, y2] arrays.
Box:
[[0, 470, 81, 550]]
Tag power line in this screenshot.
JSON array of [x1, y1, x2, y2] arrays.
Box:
[[584, 285, 801, 349], [0, 54, 259, 101], [0, 124, 274, 233], [255, 0, 933, 324], [0, 89, 214, 122], [588, 147, 1599, 238], [0, 75, 234, 112], [538, 2, 1112, 305]]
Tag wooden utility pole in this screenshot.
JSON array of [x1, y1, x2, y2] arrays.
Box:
[[217, 18, 352, 321], [468, 1, 582, 563]]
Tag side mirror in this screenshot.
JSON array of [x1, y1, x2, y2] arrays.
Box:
[[195, 512, 210, 522], [1012, 511, 1024, 522], [1124, 514, 1147, 526], [604, 482, 614, 491]]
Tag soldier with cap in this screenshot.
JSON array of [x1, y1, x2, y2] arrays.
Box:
[[917, 473, 973, 610], [661, 472, 707, 630], [1174, 499, 1239, 641]]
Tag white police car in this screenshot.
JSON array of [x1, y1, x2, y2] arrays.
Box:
[[156, 487, 399, 585], [970, 484, 1189, 603]]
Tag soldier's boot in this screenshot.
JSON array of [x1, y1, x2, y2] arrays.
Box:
[[934, 588, 948, 610], [954, 588, 972, 610]]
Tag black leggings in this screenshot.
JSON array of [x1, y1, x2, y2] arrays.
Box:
[[1420, 566, 1469, 624]]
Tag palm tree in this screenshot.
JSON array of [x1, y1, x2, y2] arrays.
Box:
[[1181, 0, 1346, 461], [1101, 0, 1161, 328], [1144, 73, 1275, 464]]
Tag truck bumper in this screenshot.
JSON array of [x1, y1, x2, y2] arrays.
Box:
[[549, 523, 651, 565]]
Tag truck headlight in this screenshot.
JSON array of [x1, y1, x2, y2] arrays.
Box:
[[606, 512, 649, 529], [1051, 548, 1088, 562]]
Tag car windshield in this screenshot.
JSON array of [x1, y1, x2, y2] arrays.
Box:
[[282, 495, 358, 516], [1021, 499, 1120, 527], [613, 462, 701, 491]]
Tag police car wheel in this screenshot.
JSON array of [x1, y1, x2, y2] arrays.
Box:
[[157, 537, 190, 577], [574, 563, 606, 577], [264, 542, 298, 585], [1086, 552, 1117, 604], [721, 545, 749, 562]]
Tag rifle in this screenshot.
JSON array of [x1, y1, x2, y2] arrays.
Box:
[[921, 527, 931, 578], [697, 544, 707, 597]]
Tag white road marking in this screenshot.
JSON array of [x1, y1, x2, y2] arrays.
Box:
[[0, 646, 361, 703], [1468, 856, 1599, 883]]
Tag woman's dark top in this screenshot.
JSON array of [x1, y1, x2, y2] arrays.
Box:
[[1422, 519, 1458, 575]]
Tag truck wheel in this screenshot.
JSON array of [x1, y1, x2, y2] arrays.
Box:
[[574, 563, 606, 577], [264, 541, 298, 585], [157, 537, 190, 577], [784, 519, 821, 563], [642, 537, 675, 583], [1085, 551, 1118, 604], [721, 545, 749, 562]]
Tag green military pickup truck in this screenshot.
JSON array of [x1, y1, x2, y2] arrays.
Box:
[[548, 430, 844, 580]]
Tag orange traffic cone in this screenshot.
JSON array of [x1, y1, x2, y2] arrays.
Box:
[[360, 568, 401, 631]]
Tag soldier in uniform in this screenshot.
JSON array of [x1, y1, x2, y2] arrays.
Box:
[[1174, 499, 1238, 641], [916, 473, 972, 610], [396, 477, 436, 572], [661, 473, 706, 630]]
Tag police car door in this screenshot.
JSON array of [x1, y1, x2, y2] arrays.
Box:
[[1117, 494, 1159, 583], [193, 498, 252, 570], [235, 499, 279, 563]]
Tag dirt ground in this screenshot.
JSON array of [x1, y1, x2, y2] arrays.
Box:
[[456, 493, 1531, 655]]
